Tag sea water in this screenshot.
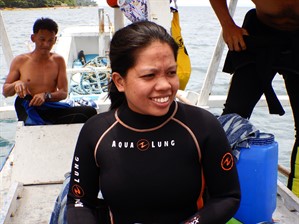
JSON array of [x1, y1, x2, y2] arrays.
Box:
[[0, 6, 295, 182]]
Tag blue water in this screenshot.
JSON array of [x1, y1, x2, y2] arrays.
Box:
[[0, 6, 294, 181]]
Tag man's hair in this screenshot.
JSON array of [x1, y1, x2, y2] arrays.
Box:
[[33, 17, 58, 34]]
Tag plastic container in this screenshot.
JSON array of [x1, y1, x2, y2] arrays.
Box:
[[234, 133, 278, 224]]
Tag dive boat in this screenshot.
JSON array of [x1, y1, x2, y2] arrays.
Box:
[[0, 0, 298, 223]]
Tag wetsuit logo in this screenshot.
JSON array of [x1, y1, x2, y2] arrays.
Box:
[[137, 139, 150, 151], [111, 139, 175, 150], [221, 152, 234, 171], [72, 184, 85, 198], [184, 215, 200, 223]]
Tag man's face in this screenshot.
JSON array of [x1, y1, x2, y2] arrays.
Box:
[[31, 29, 57, 53]]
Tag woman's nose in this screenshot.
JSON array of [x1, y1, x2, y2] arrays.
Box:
[[155, 76, 172, 90]]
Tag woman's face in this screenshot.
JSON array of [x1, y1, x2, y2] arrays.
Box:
[[113, 41, 179, 116]]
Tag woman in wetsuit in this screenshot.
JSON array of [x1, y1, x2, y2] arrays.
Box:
[[67, 21, 240, 224]]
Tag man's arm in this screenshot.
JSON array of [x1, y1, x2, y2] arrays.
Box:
[[2, 56, 31, 98], [209, 0, 249, 51], [46, 54, 68, 102]]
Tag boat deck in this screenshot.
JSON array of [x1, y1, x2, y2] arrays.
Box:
[[274, 184, 299, 223], [2, 183, 61, 224], [1, 180, 299, 223]]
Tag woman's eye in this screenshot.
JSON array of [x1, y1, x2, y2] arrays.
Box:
[[142, 74, 155, 78], [168, 71, 177, 76]]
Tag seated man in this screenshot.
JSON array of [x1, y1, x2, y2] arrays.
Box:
[[2, 17, 97, 125]]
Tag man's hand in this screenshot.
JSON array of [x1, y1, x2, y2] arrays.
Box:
[[14, 81, 30, 98], [29, 93, 47, 106], [222, 24, 249, 51]]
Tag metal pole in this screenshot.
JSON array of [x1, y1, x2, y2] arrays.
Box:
[[197, 0, 238, 106], [0, 11, 14, 67]]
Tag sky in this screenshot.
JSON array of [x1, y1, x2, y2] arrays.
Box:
[[97, 0, 254, 7]]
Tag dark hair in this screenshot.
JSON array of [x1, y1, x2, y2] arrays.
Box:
[[108, 21, 179, 110], [33, 17, 58, 34]]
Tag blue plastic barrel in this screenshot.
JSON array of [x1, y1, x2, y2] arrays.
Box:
[[234, 133, 278, 224]]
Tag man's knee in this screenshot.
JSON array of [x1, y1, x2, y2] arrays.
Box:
[[54, 106, 97, 124]]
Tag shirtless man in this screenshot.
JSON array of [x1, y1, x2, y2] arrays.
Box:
[[209, 0, 299, 196], [3, 18, 96, 124], [3, 17, 66, 105], [210, 0, 299, 51]]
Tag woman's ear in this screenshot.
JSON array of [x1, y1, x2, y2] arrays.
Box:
[[112, 72, 125, 92]]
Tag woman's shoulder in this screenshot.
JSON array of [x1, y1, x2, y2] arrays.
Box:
[[177, 101, 215, 118], [176, 102, 221, 128]]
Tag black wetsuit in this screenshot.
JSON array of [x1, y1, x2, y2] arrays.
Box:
[[222, 9, 299, 195], [67, 101, 240, 224]]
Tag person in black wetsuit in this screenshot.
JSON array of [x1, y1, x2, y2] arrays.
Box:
[[67, 21, 240, 224], [209, 0, 299, 197], [2, 17, 97, 125]]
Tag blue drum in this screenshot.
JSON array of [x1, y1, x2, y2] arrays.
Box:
[[234, 133, 278, 224]]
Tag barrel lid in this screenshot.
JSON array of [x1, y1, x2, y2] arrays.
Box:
[[249, 133, 275, 145]]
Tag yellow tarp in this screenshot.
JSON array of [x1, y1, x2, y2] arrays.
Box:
[[171, 10, 191, 90]]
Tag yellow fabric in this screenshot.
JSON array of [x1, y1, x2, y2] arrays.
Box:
[[292, 147, 299, 197], [171, 11, 191, 90], [292, 178, 299, 197]]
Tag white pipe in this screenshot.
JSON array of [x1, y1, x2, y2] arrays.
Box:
[[98, 8, 106, 57], [114, 7, 124, 31], [0, 11, 14, 67], [197, 0, 238, 106]]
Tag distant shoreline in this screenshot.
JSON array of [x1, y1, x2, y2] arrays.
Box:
[[0, 5, 98, 11], [0, 5, 250, 11]]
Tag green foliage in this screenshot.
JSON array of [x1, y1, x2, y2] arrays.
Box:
[[0, 0, 97, 8], [77, 0, 97, 6], [0, 0, 5, 7]]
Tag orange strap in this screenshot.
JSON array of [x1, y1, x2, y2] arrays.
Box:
[[197, 168, 205, 209]]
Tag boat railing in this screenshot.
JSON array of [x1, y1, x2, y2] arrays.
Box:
[[66, 66, 111, 96], [66, 66, 110, 74], [197, 0, 238, 106]]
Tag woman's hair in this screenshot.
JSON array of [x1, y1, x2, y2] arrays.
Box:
[[108, 21, 179, 110], [33, 17, 58, 34]]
